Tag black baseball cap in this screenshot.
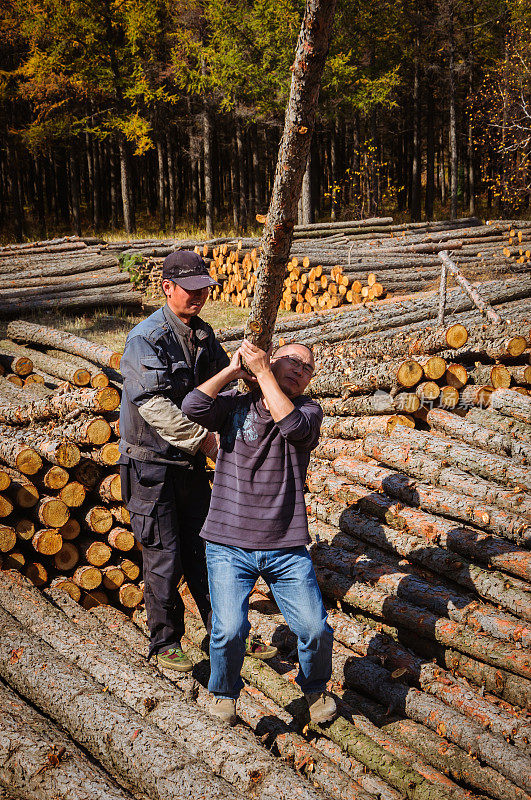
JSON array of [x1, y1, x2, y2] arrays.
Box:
[[162, 250, 219, 290]]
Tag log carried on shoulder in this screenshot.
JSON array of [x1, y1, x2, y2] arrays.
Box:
[[7, 320, 122, 370]]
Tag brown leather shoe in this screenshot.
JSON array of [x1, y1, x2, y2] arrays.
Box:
[[210, 697, 237, 725], [305, 692, 337, 724]]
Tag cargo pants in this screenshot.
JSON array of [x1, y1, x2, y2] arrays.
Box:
[[120, 458, 212, 658]]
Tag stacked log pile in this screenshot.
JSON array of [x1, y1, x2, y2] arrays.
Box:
[[1, 277, 531, 799], [0, 236, 143, 315], [0, 320, 145, 611], [199, 218, 531, 310]]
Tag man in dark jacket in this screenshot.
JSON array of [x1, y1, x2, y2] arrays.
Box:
[[119, 250, 230, 670]]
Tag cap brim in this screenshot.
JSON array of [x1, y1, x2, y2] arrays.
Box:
[[174, 276, 219, 290]]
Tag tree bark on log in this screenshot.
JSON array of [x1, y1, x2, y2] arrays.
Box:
[[45, 349, 110, 388], [330, 456, 531, 573], [491, 388, 531, 423], [78, 602, 378, 800], [333, 642, 531, 791], [466, 407, 531, 442], [311, 539, 531, 647], [312, 492, 531, 620], [7, 320, 122, 370], [321, 415, 413, 439], [427, 407, 531, 465], [0, 286, 141, 317], [0, 571, 325, 800], [384, 718, 531, 800], [314, 438, 372, 461], [0, 428, 42, 474], [389, 427, 531, 491], [0, 350, 33, 376], [0, 680, 137, 800], [0, 344, 91, 386], [314, 323, 468, 362], [43, 414, 112, 446], [309, 500, 531, 679], [245, 0, 339, 350], [319, 393, 420, 416], [363, 434, 531, 521], [0, 607, 237, 800], [309, 358, 423, 396], [182, 617, 465, 800], [4, 425, 81, 468], [438, 252, 503, 324], [0, 386, 120, 425]]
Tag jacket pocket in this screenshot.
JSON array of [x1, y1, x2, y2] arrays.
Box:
[[139, 355, 169, 393]]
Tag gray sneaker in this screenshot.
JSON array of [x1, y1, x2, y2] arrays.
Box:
[[305, 692, 337, 724], [210, 696, 237, 725]]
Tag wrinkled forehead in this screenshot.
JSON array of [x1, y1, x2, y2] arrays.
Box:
[[273, 343, 314, 365]]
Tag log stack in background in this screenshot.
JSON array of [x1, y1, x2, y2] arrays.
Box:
[[0, 236, 143, 315], [182, 217, 531, 310]]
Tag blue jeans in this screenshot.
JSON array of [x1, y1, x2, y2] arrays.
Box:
[[205, 542, 333, 699]]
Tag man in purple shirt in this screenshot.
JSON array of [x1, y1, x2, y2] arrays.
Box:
[[182, 339, 335, 726]]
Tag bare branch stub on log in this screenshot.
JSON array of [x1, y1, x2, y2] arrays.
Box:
[[245, 0, 338, 350]]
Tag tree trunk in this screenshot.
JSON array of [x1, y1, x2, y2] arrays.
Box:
[[166, 131, 176, 231], [448, 6, 458, 220], [410, 51, 421, 221], [156, 137, 166, 230], [236, 120, 248, 232], [119, 139, 135, 235], [244, 0, 338, 349], [425, 85, 435, 219]]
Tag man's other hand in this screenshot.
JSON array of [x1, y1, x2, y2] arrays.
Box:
[[240, 339, 273, 378], [200, 431, 219, 461]]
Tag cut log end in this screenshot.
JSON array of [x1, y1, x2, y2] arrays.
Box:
[[43, 465, 69, 490], [32, 528, 63, 555], [16, 448, 43, 475], [108, 527, 135, 552], [73, 565, 102, 590], [0, 525, 16, 553], [58, 518, 81, 541], [58, 481, 86, 508], [95, 386, 121, 411], [86, 417, 112, 445], [54, 542, 79, 571], [446, 323, 468, 349], [49, 576, 81, 603], [118, 581, 144, 608], [397, 360, 423, 387]]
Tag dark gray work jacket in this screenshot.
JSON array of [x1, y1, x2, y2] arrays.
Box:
[[119, 305, 229, 466]]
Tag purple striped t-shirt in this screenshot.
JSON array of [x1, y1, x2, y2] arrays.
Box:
[[181, 388, 323, 549]]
